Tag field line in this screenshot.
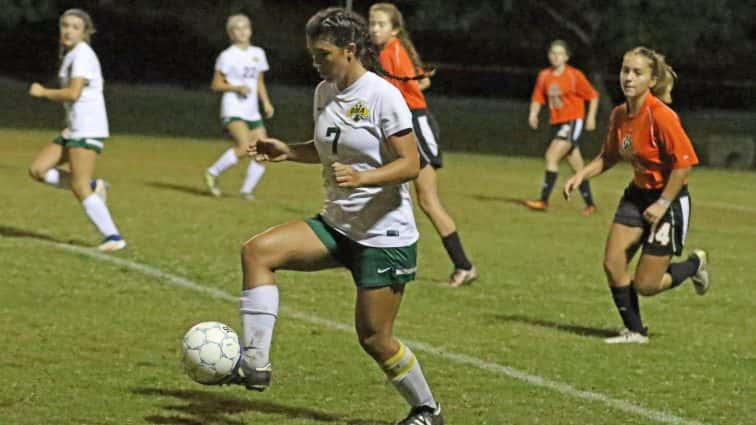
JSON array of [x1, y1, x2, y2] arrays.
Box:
[[3, 236, 709, 425]]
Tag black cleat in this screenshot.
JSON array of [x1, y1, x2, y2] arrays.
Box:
[[242, 363, 272, 392], [396, 403, 444, 425], [221, 361, 272, 392]]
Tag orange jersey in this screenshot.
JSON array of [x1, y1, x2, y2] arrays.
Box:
[[601, 94, 699, 190], [531, 65, 598, 124], [378, 37, 427, 110]]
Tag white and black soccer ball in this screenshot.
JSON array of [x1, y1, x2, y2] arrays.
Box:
[[181, 321, 241, 385]]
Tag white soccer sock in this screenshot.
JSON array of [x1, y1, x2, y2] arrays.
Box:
[[207, 148, 239, 177], [82, 194, 119, 237], [43, 168, 71, 189], [240, 285, 279, 370], [240, 160, 265, 194], [381, 341, 437, 409]]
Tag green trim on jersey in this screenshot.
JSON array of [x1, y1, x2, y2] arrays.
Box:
[[222, 117, 264, 130], [53, 136, 105, 154], [306, 215, 417, 287]]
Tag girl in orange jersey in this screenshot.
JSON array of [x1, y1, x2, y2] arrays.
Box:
[[564, 47, 710, 344], [369, 2, 477, 287], [526, 40, 599, 216]]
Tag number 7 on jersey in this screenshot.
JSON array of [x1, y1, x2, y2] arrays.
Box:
[[326, 126, 340, 154]]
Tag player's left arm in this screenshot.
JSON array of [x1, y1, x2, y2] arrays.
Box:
[[643, 167, 690, 224], [29, 77, 85, 102], [257, 72, 274, 119], [333, 129, 419, 188], [643, 111, 698, 223], [585, 97, 599, 131]]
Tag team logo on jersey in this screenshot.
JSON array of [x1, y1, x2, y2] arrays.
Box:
[[348, 102, 369, 122], [622, 134, 632, 151]]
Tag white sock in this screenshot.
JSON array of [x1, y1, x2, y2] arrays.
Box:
[[240, 160, 265, 194], [82, 194, 119, 237], [43, 168, 71, 189], [381, 341, 437, 409], [207, 148, 239, 177], [240, 285, 279, 370]]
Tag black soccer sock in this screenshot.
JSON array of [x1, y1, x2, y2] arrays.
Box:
[[579, 180, 594, 206], [441, 231, 473, 270], [611, 285, 646, 334], [629, 283, 641, 321], [540, 171, 558, 202], [668, 255, 701, 288]]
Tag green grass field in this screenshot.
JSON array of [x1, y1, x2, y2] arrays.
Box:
[[1, 80, 755, 424]]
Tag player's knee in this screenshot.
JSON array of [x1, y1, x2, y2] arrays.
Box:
[[602, 257, 624, 281], [633, 281, 658, 297], [417, 192, 436, 213], [241, 235, 274, 267], [357, 330, 391, 357]]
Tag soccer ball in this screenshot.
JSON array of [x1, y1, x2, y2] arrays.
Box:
[[181, 321, 241, 385]]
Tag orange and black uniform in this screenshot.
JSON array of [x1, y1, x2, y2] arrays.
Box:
[[531, 65, 598, 143], [378, 37, 441, 168], [603, 93, 699, 255]]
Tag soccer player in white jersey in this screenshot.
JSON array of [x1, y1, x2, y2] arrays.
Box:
[[27, 9, 126, 252], [204, 14, 275, 200], [225, 8, 443, 425]]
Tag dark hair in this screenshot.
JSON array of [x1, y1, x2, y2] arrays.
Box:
[[305, 7, 427, 82]]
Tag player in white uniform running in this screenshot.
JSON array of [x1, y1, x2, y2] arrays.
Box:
[[204, 14, 275, 200], [27, 9, 126, 252], [225, 8, 443, 425]]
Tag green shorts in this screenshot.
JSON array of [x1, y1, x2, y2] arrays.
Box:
[[222, 116, 264, 130], [306, 215, 417, 288], [53, 136, 105, 154]]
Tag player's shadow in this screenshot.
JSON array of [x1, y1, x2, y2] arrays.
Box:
[[134, 387, 392, 425], [0, 224, 90, 247], [494, 313, 617, 338], [146, 181, 215, 198], [468, 193, 530, 207]]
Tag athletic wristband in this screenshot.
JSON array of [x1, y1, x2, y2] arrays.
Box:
[[656, 196, 671, 207]]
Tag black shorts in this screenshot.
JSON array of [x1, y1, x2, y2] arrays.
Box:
[[412, 109, 442, 169], [613, 184, 692, 256], [550, 119, 584, 145]]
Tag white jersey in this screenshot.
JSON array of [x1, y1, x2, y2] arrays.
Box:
[[58, 42, 109, 138], [313, 71, 418, 248], [215, 45, 269, 121]]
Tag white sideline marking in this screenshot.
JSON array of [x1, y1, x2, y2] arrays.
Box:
[[3, 237, 709, 425]]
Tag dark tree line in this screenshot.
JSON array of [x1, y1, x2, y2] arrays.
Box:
[[2, 0, 754, 108]]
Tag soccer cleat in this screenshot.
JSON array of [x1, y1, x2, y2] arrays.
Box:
[[690, 249, 710, 295], [241, 193, 256, 201], [98, 234, 127, 252], [224, 354, 273, 391], [204, 171, 221, 197], [92, 179, 109, 203], [581, 205, 597, 216], [396, 403, 444, 425], [524, 199, 548, 211], [604, 328, 649, 344], [448, 266, 478, 287], [240, 363, 272, 391]]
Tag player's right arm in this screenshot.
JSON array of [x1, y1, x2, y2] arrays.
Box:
[[564, 108, 620, 198], [29, 78, 85, 102], [528, 71, 546, 129], [250, 138, 321, 163], [211, 70, 248, 96]]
